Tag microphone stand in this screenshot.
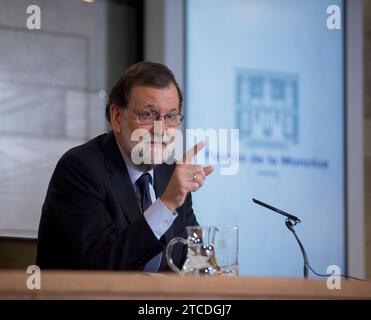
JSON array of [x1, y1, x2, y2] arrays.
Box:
[[252, 198, 309, 279], [284, 218, 308, 279]]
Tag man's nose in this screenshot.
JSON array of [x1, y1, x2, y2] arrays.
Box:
[[151, 118, 167, 138], [158, 116, 167, 132]]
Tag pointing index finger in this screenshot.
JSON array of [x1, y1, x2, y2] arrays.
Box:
[[182, 140, 205, 164]]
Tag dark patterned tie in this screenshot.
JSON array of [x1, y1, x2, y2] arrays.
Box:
[[136, 173, 161, 272], [136, 173, 153, 213]]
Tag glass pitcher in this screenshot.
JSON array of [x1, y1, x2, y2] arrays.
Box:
[[166, 225, 221, 275]]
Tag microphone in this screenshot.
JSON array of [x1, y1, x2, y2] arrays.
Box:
[[252, 198, 301, 224], [252, 198, 308, 279], [252, 198, 364, 281]]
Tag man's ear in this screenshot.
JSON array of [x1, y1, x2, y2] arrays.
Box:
[[109, 104, 123, 133]]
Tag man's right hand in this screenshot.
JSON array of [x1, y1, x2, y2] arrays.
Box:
[[160, 141, 214, 212]]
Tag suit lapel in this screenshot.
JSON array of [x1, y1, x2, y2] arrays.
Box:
[[102, 132, 142, 224]]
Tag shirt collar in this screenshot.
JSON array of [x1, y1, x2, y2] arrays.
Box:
[[116, 139, 154, 185]]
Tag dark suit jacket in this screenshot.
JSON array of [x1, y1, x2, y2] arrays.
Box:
[[36, 131, 197, 271]]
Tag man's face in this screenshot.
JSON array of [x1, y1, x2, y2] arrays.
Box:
[[114, 83, 180, 171]]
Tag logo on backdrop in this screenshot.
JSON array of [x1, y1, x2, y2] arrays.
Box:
[[236, 69, 299, 149], [235, 69, 329, 172]]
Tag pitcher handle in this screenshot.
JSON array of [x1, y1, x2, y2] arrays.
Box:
[[166, 237, 187, 273]]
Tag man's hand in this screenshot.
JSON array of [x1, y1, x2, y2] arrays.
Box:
[[160, 141, 214, 212]]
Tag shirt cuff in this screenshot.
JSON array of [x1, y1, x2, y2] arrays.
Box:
[[143, 199, 178, 240]]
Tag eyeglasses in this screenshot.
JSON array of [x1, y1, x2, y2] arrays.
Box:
[[128, 109, 184, 126]]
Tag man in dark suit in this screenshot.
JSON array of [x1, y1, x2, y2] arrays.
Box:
[[36, 62, 213, 271]]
